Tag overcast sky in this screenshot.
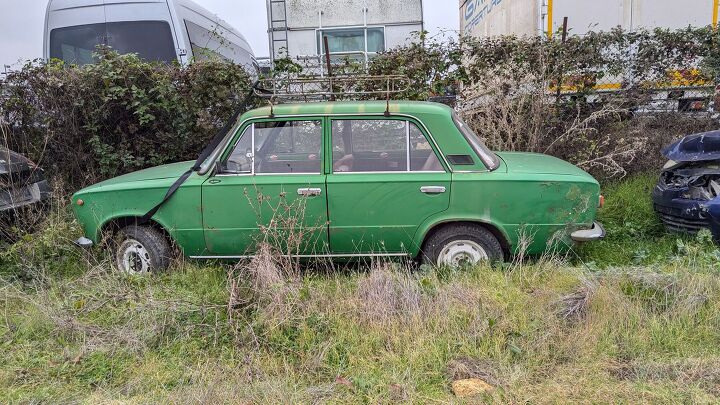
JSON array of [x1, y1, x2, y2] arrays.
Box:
[[0, 0, 458, 71]]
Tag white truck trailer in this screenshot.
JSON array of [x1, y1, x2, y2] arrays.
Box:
[[460, 0, 719, 38], [460, 0, 720, 113]]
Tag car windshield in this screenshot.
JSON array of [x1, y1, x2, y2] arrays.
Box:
[[49, 21, 177, 65], [452, 113, 501, 171]]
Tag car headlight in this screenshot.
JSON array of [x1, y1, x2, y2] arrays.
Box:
[[663, 160, 679, 170]]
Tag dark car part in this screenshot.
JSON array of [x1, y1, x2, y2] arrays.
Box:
[[653, 131, 720, 237], [0, 148, 51, 213]]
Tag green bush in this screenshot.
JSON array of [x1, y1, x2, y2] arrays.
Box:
[[1, 49, 252, 190]]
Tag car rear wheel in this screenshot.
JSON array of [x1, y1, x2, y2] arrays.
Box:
[[422, 224, 504, 267], [114, 225, 171, 274]]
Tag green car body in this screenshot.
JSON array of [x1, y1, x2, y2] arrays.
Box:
[[72, 101, 602, 262]]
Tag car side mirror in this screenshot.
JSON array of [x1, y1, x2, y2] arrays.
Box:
[[215, 160, 227, 174]]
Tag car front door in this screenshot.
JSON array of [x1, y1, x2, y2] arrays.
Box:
[[201, 118, 329, 256], [326, 117, 451, 254]]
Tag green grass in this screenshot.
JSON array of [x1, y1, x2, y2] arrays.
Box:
[[1, 174, 720, 403]]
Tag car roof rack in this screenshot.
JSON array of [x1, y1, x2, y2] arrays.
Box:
[[255, 75, 411, 117]]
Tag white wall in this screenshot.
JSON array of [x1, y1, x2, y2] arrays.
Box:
[[285, 0, 422, 29], [460, 0, 539, 38], [385, 24, 423, 48]]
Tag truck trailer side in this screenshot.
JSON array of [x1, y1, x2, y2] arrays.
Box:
[[460, 0, 720, 38]]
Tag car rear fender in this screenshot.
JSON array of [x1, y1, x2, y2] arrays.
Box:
[[413, 214, 513, 258]]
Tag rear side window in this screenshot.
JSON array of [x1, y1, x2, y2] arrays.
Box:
[[106, 21, 176, 63], [49, 24, 105, 65], [331, 119, 444, 173], [50, 21, 176, 65], [452, 113, 500, 171]]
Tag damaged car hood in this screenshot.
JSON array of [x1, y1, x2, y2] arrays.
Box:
[[0, 148, 35, 174], [663, 130, 720, 163]]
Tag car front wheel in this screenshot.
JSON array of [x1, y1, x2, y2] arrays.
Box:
[[114, 225, 171, 274], [422, 224, 504, 267]]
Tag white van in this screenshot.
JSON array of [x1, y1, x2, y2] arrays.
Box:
[[44, 0, 256, 72]]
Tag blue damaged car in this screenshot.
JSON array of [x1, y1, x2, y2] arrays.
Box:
[[653, 130, 720, 238]]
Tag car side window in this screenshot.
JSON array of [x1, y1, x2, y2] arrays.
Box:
[[331, 119, 444, 173], [226, 120, 322, 174], [410, 123, 443, 172], [226, 126, 252, 173]]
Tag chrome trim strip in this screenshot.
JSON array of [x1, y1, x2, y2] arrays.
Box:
[[250, 123, 256, 175], [189, 252, 410, 259], [332, 170, 446, 175], [215, 172, 322, 177], [217, 171, 446, 177], [405, 121, 411, 172]]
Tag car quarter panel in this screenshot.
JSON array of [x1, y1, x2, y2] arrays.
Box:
[[411, 172, 600, 257]]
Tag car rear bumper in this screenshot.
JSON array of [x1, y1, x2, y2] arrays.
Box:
[[570, 222, 606, 242]]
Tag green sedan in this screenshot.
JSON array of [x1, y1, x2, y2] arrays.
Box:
[[72, 101, 604, 273]]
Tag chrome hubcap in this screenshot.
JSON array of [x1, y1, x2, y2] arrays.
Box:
[[437, 240, 488, 267], [118, 239, 151, 274]]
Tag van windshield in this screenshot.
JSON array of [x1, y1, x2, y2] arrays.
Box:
[[452, 113, 501, 171], [50, 21, 176, 65]]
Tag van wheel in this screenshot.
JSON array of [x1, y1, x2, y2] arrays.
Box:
[[114, 225, 171, 274], [422, 224, 504, 267]]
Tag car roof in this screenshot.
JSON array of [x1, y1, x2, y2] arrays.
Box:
[[241, 100, 454, 120]]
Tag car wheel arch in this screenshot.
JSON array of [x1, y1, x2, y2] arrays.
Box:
[[99, 216, 174, 247], [418, 220, 512, 260]]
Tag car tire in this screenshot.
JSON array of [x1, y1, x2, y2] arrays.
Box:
[[422, 224, 504, 267], [113, 225, 172, 274]]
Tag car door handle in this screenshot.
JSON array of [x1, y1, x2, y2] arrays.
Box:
[[421, 186, 446, 194], [297, 188, 322, 196]]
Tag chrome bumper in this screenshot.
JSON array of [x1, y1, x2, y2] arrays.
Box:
[[571, 222, 606, 242], [74, 237, 94, 248]]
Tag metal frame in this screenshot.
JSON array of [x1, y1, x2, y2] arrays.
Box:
[[255, 75, 410, 103], [189, 252, 410, 259]]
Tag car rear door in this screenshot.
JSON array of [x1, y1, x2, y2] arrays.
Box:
[[326, 117, 451, 254]]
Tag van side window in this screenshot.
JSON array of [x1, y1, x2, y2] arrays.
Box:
[[49, 21, 176, 65], [185, 20, 253, 68], [185, 20, 228, 62], [331, 120, 444, 173]]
